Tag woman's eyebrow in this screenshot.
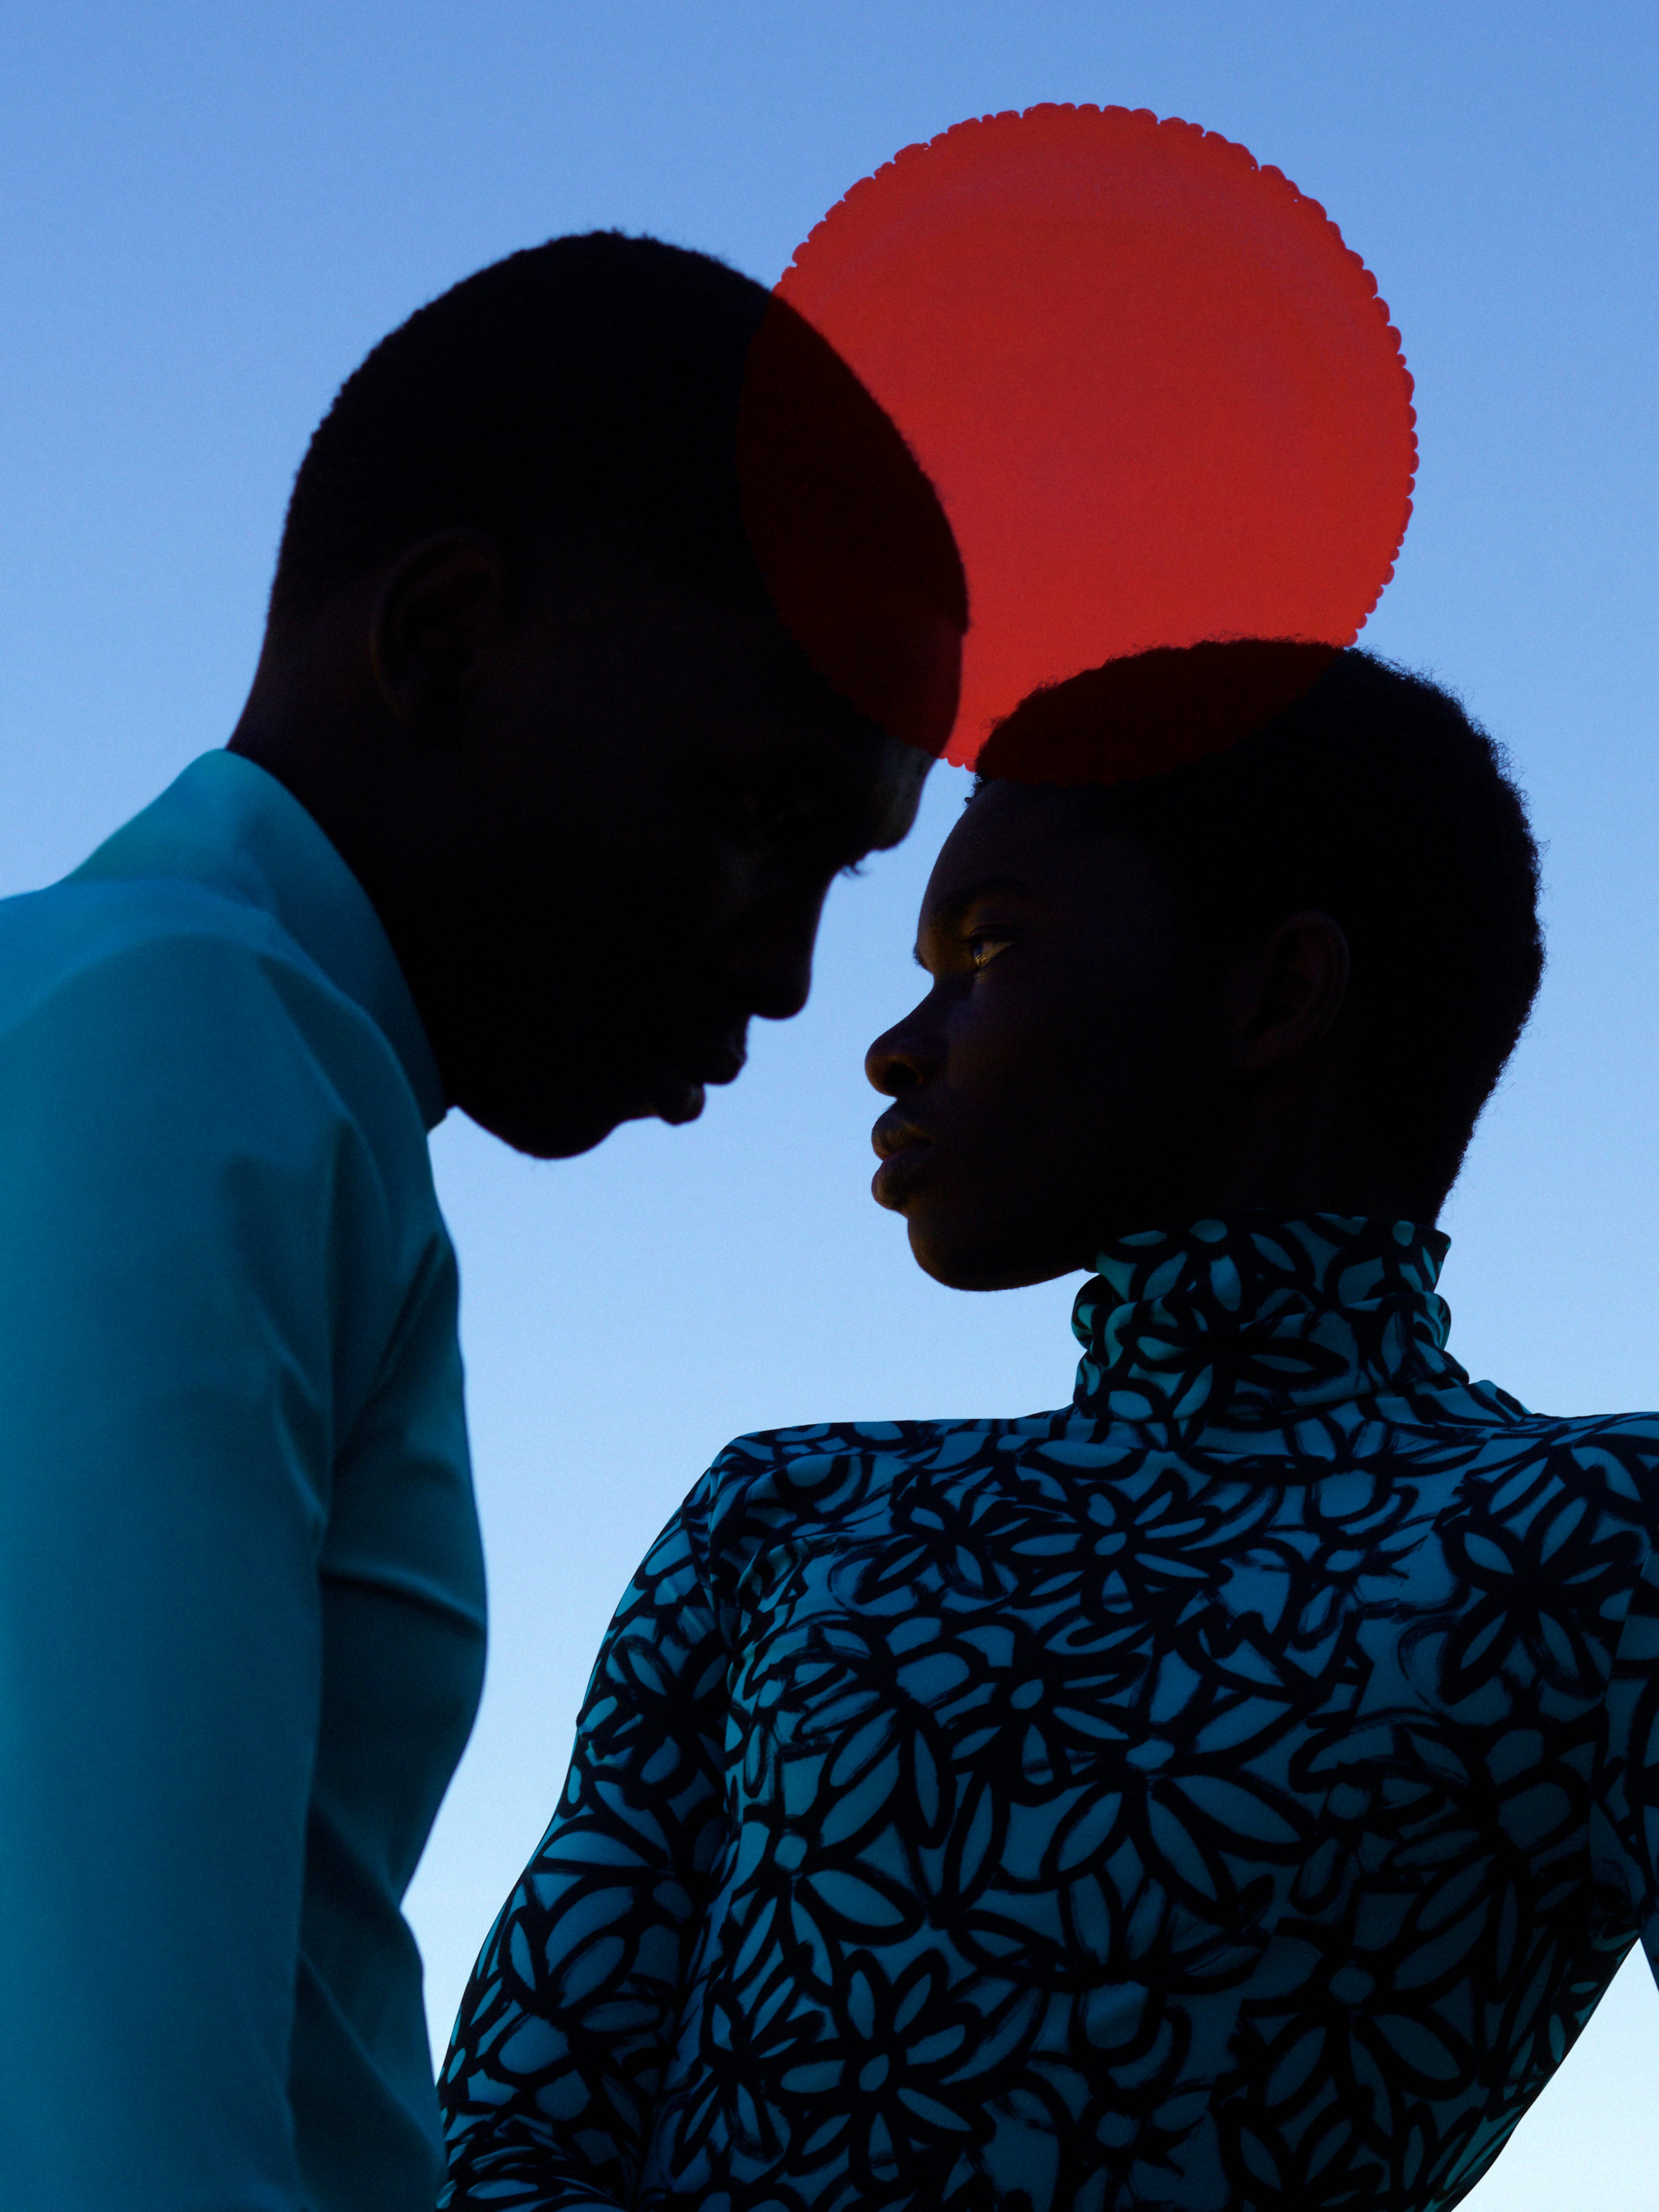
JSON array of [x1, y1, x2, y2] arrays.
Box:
[[914, 874, 1038, 964]]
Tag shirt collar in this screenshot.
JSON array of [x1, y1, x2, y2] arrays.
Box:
[[68, 750, 446, 1130], [1071, 1213, 1462, 1432]]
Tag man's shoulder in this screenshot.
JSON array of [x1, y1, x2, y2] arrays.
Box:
[[0, 871, 421, 1148], [0, 867, 325, 1011], [0, 868, 453, 1401]]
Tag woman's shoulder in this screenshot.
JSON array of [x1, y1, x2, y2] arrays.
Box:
[[681, 1403, 1080, 1547]]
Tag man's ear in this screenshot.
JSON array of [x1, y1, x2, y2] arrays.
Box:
[[369, 531, 509, 739], [1227, 909, 1351, 1076]]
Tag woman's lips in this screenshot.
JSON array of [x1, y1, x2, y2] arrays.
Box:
[[871, 1116, 934, 1208]]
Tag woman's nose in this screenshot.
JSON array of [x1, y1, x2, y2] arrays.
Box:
[[865, 999, 937, 1097]]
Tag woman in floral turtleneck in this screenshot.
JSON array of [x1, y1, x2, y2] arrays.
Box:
[[441, 647, 1659, 2212]]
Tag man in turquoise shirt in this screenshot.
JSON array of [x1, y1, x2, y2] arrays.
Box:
[[0, 234, 963, 2211]]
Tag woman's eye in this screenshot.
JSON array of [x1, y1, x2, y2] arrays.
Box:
[[968, 932, 1014, 971]]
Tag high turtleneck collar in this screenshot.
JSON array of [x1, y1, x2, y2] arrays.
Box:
[[1071, 1214, 1477, 1433]]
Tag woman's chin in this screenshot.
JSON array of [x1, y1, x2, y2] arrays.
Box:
[[905, 1215, 1061, 1295], [897, 1206, 966, 1288]]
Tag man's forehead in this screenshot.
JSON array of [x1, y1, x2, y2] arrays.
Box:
[[863, 735, 932, 846], [758, 701, 930, 798]]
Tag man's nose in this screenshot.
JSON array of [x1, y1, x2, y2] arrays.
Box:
[[723, 885, 826, 1022]]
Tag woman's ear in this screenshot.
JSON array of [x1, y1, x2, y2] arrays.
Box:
[[369, 530, 509, 741], [1225, 909, 1351, 1076]]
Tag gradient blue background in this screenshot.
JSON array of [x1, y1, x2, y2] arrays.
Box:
[[2, 6, 1655, 2202]]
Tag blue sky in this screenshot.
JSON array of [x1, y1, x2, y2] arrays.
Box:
[[2, 5, 1656, 2201]]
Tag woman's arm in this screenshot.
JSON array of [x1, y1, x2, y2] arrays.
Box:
[[440, 1507, 731, 2210], [1600, 1532, 1659, 1984]]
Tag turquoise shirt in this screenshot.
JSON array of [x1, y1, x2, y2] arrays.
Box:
[[0, 752, 488, 2211]]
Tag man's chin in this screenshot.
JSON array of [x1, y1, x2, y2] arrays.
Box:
[[462, 1100, 616, 1160], [462, 1066, 711, 1160], [637, 1061, 709, 1127]]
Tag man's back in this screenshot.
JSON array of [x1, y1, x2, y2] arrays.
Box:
[[0, 751, 486, 2209]]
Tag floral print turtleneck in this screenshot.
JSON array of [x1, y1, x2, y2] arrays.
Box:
[[442, 1217, 1659, 2212]]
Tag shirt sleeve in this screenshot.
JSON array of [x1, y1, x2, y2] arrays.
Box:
[[439, 1502, 731, 2211], [1596, 1535, 1659, 1986], [0, 928, 405, 2212]]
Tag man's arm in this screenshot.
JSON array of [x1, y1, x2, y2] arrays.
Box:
[[0, 928, 400, 2210], [440, 1507, 731, 2211]]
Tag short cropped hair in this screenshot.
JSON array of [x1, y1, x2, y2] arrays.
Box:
[[977, 644, 1544, 1215], [267, 232, 966, 747]]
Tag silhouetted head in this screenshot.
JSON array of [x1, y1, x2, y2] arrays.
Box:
[[868, 644, 1543, 1290], [233, 233, 966, 1156]]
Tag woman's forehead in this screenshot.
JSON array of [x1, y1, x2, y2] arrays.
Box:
[[923, 782, 1168, 922], [933, 780, 1078, 872]]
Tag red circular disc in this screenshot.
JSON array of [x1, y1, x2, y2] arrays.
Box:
[[777, 105, 1417, 767]]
